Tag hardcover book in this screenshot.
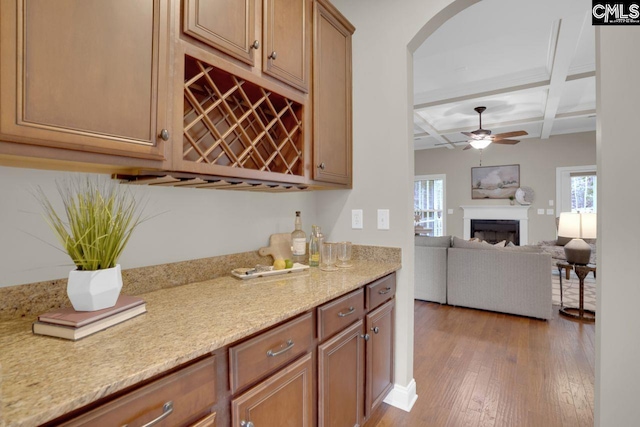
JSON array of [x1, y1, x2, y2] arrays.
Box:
[[37, 295, 145, 327], [33, 295, 147, 341]]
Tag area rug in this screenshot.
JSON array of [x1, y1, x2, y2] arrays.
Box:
[[552, 268, 596, 311]]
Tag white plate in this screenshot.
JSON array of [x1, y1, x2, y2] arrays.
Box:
[[231, 263, 310, 280]]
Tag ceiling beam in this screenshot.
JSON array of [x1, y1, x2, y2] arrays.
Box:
[[540, 13, 590, 139], [413, 113, 456, 149]]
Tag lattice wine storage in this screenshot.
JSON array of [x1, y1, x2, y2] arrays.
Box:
[[183, 56, 304, 177]]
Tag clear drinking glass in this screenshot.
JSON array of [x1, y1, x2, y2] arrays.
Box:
[[320, 242, 338, 271], [337, 241, 352, 268]]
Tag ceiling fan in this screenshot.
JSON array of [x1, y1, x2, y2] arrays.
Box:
[[462, 106, 528, 150]]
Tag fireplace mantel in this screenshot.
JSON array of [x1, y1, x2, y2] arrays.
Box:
[[460, 205, 531, 245]]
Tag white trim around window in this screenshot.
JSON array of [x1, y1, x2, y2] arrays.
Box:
[[556, 165, 596, 214], [414, 174, 446, 235]]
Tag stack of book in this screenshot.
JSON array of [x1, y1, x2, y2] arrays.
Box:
[[32, 295, 147, 341]]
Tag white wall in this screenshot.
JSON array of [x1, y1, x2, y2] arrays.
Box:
[[0, 166, 317, 287], [320, 0, 479, 405], [415, 132, 596, 243], [595, 27, 640, 426]]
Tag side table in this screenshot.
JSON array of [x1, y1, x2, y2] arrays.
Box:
[[557, 261, 596, 322]]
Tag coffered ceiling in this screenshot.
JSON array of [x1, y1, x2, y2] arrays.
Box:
[[413, 0, 595, 150]]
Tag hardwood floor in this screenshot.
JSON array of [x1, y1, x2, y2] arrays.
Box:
[[367, 301, 595, 427]]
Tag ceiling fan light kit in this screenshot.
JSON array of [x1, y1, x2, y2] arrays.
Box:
[[462, 106, 528, 150]]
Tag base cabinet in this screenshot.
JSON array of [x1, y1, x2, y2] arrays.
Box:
[[365, 299, 395, 418], [231, 353, 314, 427], [318, 320, 365, 427]]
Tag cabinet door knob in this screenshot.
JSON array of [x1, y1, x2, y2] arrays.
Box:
[[251, 40, 260, 49], [159, 129, 170, 141], [371, 326, 380, 334], [241, 422, 254, 427], [268, 51, 277, 60], [317, 162, 326, 170], [361, 333, 370, 341]]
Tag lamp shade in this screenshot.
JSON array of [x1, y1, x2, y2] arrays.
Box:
[[558, 212, 597, 239], [469, 138, 492, 150]]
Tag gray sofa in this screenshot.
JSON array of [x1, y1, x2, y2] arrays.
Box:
[[415, 236, 553, 320]]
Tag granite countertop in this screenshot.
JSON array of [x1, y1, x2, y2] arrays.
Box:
[[0, 259, 400, 427]]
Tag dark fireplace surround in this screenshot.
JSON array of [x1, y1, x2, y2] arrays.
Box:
[[471, 219, 520, 245]]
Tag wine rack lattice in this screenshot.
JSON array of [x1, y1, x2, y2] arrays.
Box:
[[183, 56, 304, 176]]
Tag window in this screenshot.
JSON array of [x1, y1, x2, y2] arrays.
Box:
[[570, 173, 597, 213], [556, 165, 597, 214], [414, 174, 445, 236]]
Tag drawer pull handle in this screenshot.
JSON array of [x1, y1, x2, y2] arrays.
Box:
[[338, 307, 355, 317], [267, 339, 294, 357], [378, 287, 392, 295], [123, 401, 173, 427]]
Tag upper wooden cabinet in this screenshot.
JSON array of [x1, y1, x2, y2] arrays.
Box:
[[313, 0, 354, 186], [183, 0, 311, 93], [0, 0, 170, 161]]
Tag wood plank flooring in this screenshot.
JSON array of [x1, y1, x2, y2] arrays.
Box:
[[367, 301, 595, 427]]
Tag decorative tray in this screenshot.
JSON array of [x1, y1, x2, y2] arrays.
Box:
[[231, 263, 310, 280]]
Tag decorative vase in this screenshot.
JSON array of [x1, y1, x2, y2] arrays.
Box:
[[67, 264, 123, 311]]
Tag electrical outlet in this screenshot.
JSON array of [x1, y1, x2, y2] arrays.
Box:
[[377, 209, 390, 230], [352, 209, 363, 229], [448, 209, 454, 215]]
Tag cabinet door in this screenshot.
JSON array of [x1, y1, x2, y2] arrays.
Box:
[[313, 0, 355, 185], [318, 320, 365, 427], [0, 0, 169, 161], [232, 353, 313, 427], [183, 0, 257, 66], [263, 0, 311, 92], [365, 299, 395, 418]]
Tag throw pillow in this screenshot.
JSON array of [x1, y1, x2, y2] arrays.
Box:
[[494, 240, 506, 247], [452, 236, 496, 250]]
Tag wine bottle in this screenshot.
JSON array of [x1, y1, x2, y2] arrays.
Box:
[[309, 225, 320, 267], [291, 211, 306, 264]]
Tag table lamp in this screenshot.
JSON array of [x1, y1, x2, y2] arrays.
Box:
[[557, 212, 597, 265]]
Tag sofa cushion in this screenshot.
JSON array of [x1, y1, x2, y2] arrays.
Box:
[[415, 235, 452, 248]]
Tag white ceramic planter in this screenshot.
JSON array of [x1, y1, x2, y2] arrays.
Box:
[[67, 264, 123, 311]]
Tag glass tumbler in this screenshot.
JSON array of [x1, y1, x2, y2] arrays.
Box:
[[320, 242, 337, 271], [337, 241, 352, 268]]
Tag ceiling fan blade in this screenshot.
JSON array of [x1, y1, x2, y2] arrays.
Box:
[[492, 130, 528, 140], [492, 139, 520, 145], [463, 144, 473, 150]]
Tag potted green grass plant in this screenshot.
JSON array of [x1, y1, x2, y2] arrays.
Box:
[[36, 177, 145, 311]]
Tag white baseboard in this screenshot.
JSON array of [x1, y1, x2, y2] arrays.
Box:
[[382, 378, 418, 412]]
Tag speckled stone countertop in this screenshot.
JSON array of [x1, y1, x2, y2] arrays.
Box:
[[0, 256, 400, 427]]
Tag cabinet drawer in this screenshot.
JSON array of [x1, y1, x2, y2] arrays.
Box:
[[366, 273, 396, 310], [317, 288, 364, 341], [229, 312, 314, 393], [61, 356, 216, 427]]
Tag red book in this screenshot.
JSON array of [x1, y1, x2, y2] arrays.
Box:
[[37, 295, 145, 327]]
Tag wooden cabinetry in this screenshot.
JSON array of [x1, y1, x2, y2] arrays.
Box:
[[231, 352, 314, 427], [183, 0, 311, 92], [0, 0, 170, 162], [365, 299, 395, 418], [60, 356, 217, 427], [318, 320, 366, 427], [313, 0, 355, 186]]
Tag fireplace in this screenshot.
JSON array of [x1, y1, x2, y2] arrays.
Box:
[[471, 219, 520, 245], [461, 205, 531, 245]]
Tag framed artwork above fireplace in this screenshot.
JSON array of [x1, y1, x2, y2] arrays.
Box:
[[471, 164, 520, 199]]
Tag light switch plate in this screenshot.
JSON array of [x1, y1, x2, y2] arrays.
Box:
[[546, 209, 555, 215], [537, 209, 545, 215], [549, 200, 554, 206], [377, 209, 390, 230], [351, 209, 363, 229], [448, 209, 454, 215]]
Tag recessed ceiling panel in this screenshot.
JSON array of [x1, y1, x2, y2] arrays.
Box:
[[557, 77, 596, 114], [550, 116, 596, 135]]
